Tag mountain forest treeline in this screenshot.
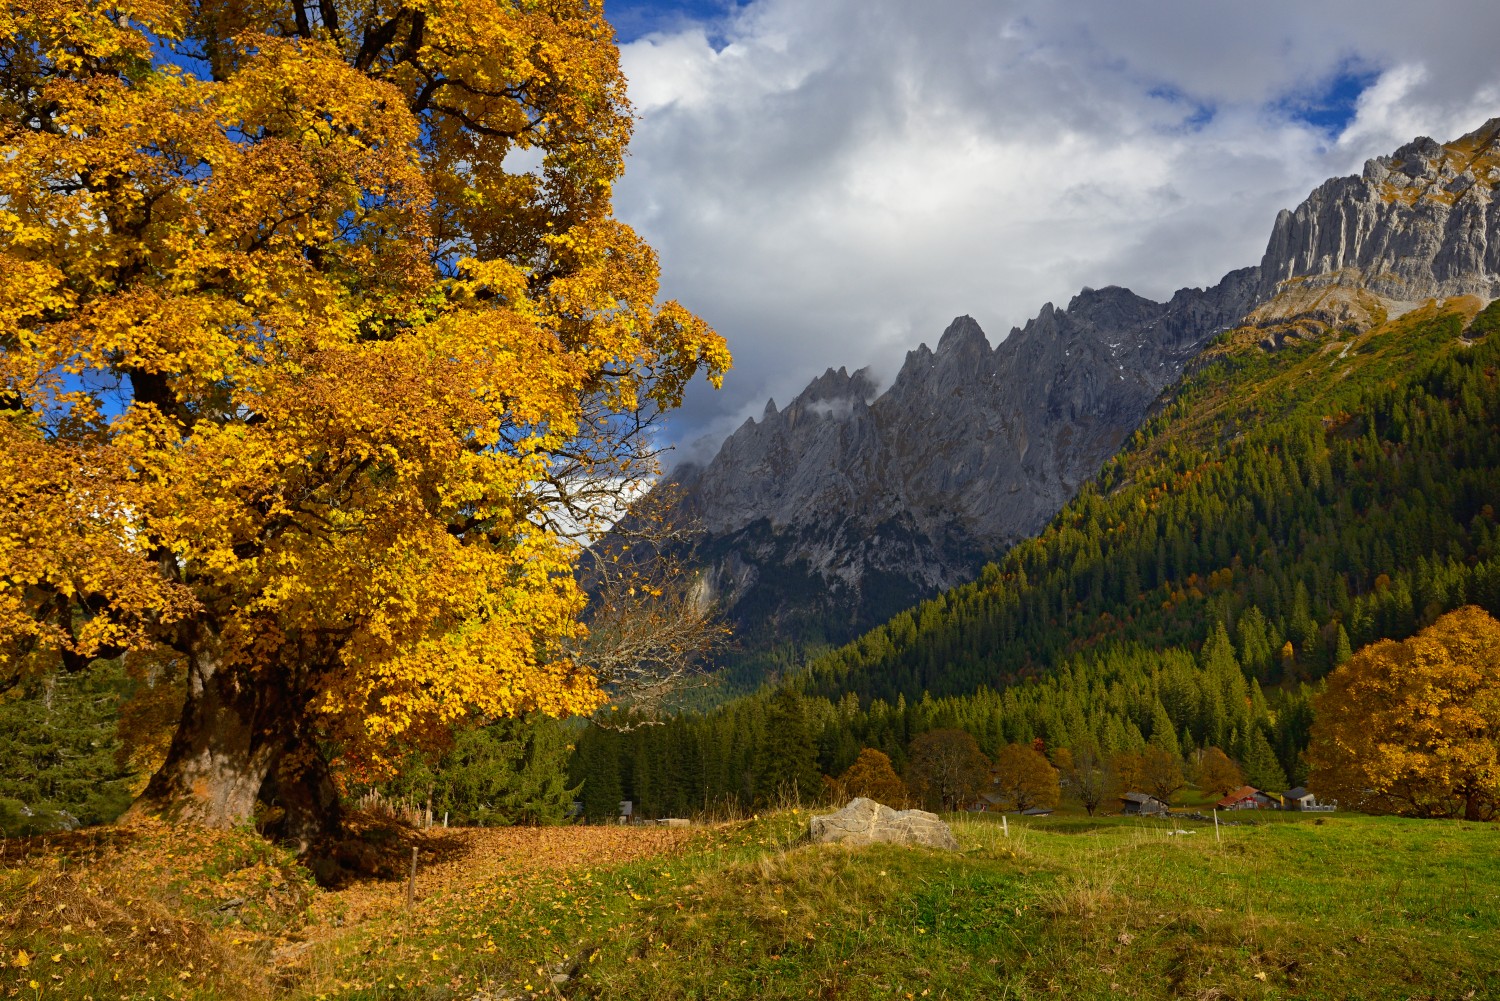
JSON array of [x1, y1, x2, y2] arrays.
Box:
[[570, 298, 1500, 819]]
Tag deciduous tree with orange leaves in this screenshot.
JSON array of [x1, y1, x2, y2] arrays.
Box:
[[1196, 747, 1244, 798], [991, 742, 1060, 812], [0, 0, 729, 838], [1307, 606, 1500, 821], [827, 747, 908, 808]]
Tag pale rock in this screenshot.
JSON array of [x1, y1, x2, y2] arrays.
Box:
[[808, 797, 959, 851]]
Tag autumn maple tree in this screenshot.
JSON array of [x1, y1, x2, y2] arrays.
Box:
[[905, 728, 989, 812], [1307, 606, 1500, 821], [827, 747, 908, 807], [0, 0, 728, 836], [990, 742, 1059, 812], [1196, 747, 1244, 798]]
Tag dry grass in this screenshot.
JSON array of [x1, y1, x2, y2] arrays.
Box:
[[1, 819, 314, 999]]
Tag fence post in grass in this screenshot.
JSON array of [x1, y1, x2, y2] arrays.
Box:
[[1214, 808, 1220, 842], [443, 811, 449, 829], [1002, 814, 1008, 838], [407, 846, 418, 910]]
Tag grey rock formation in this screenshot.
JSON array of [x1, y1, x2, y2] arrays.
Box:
[[808, 797, 959, 851], [1258, 118, 1500, 304], [646, 119, 1500, 670], [664, 271, 1258, 653]]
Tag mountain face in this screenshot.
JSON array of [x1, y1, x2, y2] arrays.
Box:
[[1258, 119, 1500, 304], [657, 119, 1500, 663]]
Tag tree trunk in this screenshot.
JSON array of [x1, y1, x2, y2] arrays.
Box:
[[1463, 785, 1489, 822], [123, 652, 289, 829], [258, 739, 344, 852]]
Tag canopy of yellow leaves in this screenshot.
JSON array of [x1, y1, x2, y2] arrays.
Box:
[[0, 0, 729, 773], [1307, 606, 1500, 820]]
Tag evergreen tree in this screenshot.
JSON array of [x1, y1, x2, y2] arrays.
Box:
[[575, 728, 624, 823], [0, 662, 135, 833], [754, 689, 822, 806], [383, 715, 580, 826], [1242, 727, 1290, 793], [1333, 624, 1354, 666], [1147, 699, 1181, 758]]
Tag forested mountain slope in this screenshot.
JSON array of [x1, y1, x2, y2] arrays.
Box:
[[572, 295, 1500, 819], [640, 119, 1500, 688], [572, 120, 1500, 815], [805, 294, 1500, 702]]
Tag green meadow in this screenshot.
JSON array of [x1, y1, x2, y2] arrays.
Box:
[[4, 809, 1496, 1000]]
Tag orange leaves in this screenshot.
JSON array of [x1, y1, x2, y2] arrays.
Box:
[[1308, 606, 1500, 819]]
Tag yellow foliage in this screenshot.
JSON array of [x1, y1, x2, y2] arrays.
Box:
[[1307, 606, 1500, 820], [0, 1, 728, 803]]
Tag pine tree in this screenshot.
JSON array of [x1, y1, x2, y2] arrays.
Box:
[[1333, 624, 1354, 666], [1242, 727, 1289, 793], [754, 689, 822, 807], [0, 662, 135, 833], [575, 729, 624, 824], [384, 715, 581, 826], [1148, 699, 1181, 758]]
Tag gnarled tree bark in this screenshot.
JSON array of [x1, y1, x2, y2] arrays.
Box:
[[124, 653, 289, 829]]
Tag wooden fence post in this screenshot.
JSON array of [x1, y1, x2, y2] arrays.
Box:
[[407, 846, 418, 909]]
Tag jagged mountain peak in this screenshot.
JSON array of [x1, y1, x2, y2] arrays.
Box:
[[1372, 116, 1500, 197], [647, 120, 1500, 667], [936, 314, 990, 352], [799, 363, 879, 401], [1260, 118, 1500, 303]]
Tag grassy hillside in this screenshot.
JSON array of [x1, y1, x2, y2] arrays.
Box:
[[3, 811, 1496, 999]]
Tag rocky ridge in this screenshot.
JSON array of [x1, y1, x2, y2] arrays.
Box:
[[654, 119, 1500, 663]]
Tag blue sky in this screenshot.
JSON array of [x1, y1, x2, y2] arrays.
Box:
[[606, 0, 734, 43]]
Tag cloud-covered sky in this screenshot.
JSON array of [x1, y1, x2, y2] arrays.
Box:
[[603, 0, 1500, 462]]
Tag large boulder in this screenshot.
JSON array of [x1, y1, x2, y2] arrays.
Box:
[[808, 797, 959, 851]]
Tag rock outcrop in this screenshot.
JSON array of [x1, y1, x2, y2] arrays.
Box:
[[808, 797, 959, 851], [1258, 118, 1500, 305]]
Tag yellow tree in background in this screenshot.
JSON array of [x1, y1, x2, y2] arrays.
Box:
[[0, 0, 729, 835], [990, 742, 1060, 812], [1307, 606, 1500, 821]]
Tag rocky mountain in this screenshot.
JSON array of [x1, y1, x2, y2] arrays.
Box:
[[654, 118, 1500, 668], [1258, 118, 1500, 304]]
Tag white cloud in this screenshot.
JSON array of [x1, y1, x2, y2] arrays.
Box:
[[613, 0, 1500, 460]]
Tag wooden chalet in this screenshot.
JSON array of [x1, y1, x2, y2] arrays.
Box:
[[1281, 787, 1336, 812], [1214, 785, 1278, 810], [1119, 792, 1170, 816], [968, 792, 1007, 812]]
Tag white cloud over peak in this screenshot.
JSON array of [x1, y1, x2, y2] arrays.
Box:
[[612, 0, 1500, 462]]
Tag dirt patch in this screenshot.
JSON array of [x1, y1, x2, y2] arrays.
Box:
[[308, 823, 698, 931]]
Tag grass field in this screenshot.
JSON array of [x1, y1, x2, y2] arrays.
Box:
[[2, 809, 1496, 1000]]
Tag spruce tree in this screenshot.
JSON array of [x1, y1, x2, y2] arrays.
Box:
[[576, 728, 624, 823], [1242, 727, 1290, 793], [1333, 624, 1354, 666], [0, 662, 135, 833], [1148, 699, 1181, 758], [754, 689, 822, 807]]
